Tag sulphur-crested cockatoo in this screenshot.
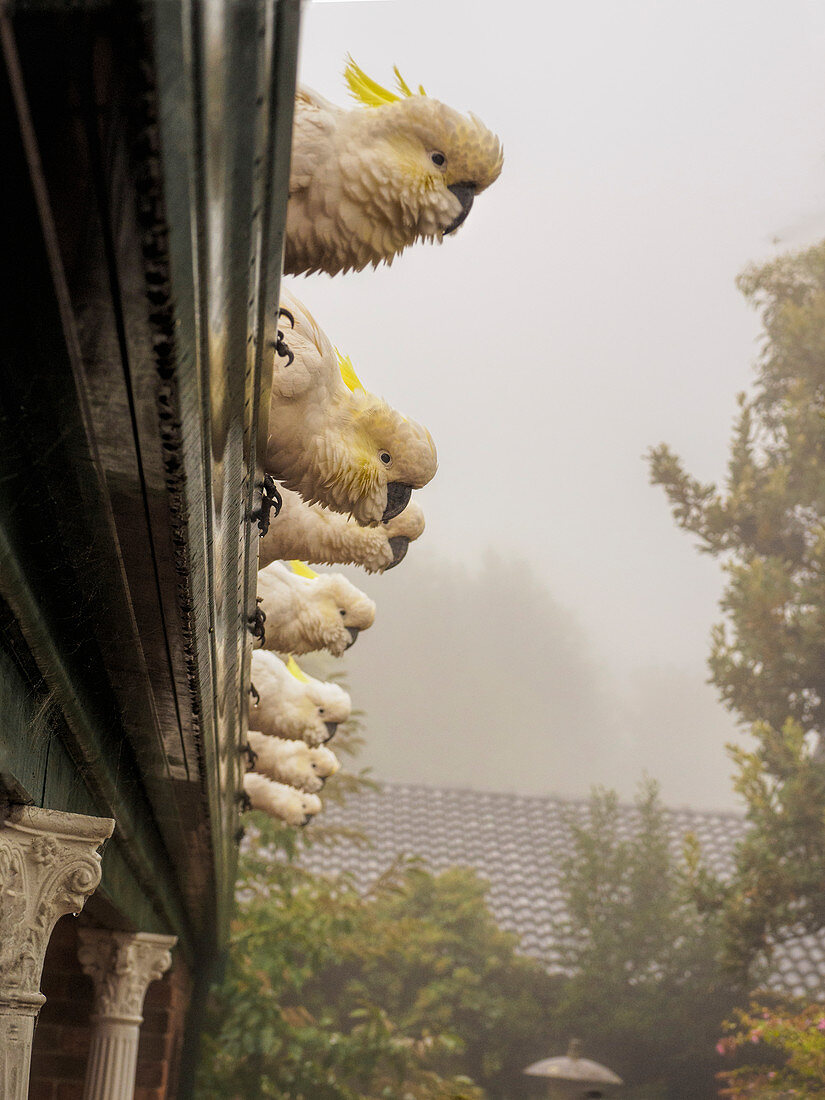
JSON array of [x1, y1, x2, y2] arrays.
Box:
[[286, 58, 503, 275], [242, 772, 322, 826], [247, 730, 340, 794], [259, 483, 425, 573], [268, 289, 437, 526], [256, 559, 376, 657], [250, 649, 350, 746]]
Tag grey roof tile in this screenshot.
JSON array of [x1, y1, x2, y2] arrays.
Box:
[[300, 781, 825, 999]]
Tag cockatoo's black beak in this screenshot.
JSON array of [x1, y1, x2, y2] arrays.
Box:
[[444, 182, 475, 234], [300, 815, 311, 827], [385, 536, 410, 570], [324, 721, 339, 742], [345, 626, 360, 649], [383, 482, 412, 521]]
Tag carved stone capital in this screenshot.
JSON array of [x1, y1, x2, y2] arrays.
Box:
[[0, 806, 114, 1001], [0, 806, 114, 1100], [78, 931, 177, 1100], [78, 930, 177, 1024]]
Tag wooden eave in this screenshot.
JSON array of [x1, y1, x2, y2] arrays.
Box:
[[0, 0, 300, 964]]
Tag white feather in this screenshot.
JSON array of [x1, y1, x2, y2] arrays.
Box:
[[286, 80, 503, 276], [256, 560, 376, 657], [267, 290, 437, 527], [250, 650, 350, 746], [247, 731, 340, 793], [243, 772, 322, 826], [259, 484, 425, 574]]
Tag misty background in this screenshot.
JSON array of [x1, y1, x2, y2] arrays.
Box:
[[294, 0, 825, 811]]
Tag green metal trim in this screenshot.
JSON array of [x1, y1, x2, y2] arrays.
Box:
[[0, 529, 193, 945], [0, 628, 178, 937], [43, 738, 175, 935]]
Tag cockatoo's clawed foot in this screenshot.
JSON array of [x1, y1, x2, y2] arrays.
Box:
[[248, 599, 267, 644], [250, 681, 260, 705], [255, 473, 283, 537], [234, 826, 246, 844], [270, 331, 294, 368], [239, 792, 252, 813], [278, 307, 295, 329], [242, 742, 258, 770]]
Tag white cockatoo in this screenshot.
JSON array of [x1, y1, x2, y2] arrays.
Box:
[[250, 649, 350, 746], [247, 730, 340, 794], [259, 484, 425, 573], [242, 772, 322, 826], [256, 559, 376, 657], [285, 58, 503, 275], [268, 289, 437, 526]]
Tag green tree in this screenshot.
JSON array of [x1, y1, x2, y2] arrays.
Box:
[[195, 814, 559, 1099], [648, 240, 825, 978], [300, 863, 560, 1100], [550, 781, 743, 1098], [195, 817, 486, 1099]]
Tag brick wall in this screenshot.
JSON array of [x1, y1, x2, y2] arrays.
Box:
[[29, 916, 192, 1100], [137, 948, 193, 1099], [29, 916, 95, 1100]]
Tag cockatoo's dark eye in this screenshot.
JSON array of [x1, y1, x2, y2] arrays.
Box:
[[379, 451, 392, 466], [339, 608, 346, 617], [318, 707, 325, 715], [430, 151, 446, 168]]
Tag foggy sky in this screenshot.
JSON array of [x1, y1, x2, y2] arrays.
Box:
[[304, 550, 743, 810], [293, 1, 825, 810]]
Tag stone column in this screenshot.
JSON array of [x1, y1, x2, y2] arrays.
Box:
[[78, 928, 177, 1100], [0, 805, 114, 1100]]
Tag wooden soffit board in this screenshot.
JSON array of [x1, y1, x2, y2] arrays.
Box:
[[0, 0, 299, 959]]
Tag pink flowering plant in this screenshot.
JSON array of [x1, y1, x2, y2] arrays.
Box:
[[717, 997, 825, 1097]]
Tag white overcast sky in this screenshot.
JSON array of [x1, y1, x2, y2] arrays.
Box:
[[291, 0, 825, 810]]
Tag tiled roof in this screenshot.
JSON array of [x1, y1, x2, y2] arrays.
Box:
[[300, 782, 825, 999]]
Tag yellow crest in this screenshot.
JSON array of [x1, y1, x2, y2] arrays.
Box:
[[344, 56, 426, 108], [286, 656, 310, 683], [337, 349, 365, 392], [289, 560, 318, 580]]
